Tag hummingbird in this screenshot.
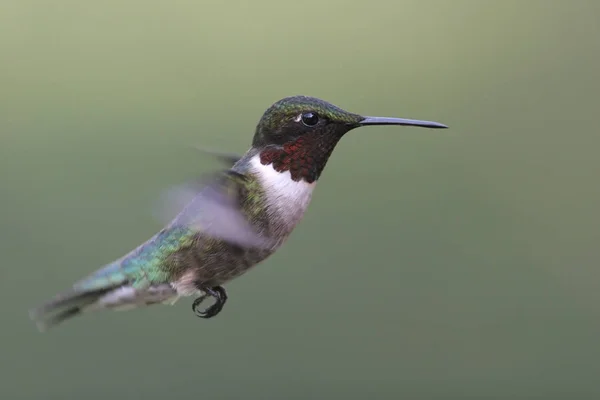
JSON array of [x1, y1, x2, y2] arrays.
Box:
[[29, 95, 447, 331]]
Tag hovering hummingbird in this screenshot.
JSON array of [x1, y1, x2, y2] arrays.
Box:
[[29, 95, 447, 331]]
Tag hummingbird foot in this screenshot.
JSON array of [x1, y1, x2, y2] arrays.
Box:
[[192, 285, 228, 319]]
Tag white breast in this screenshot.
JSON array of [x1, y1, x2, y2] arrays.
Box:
[[249, 154, 316, 229]]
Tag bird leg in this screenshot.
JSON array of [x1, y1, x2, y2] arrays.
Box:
[[192, 285, 228, 319]]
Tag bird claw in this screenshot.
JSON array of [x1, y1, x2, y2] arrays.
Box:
[[192, 286, 228, 319]]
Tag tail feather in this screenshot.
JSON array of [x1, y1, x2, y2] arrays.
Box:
[[30, 254, 179, 331], [34, 305, 85, 332], [29, 287, 115, 332], [29, 284, 179, 332]]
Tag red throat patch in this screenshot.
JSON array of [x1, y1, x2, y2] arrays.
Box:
[[259, 133, 341, 183]]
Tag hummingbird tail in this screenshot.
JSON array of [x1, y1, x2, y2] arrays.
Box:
[[29, 284, 180, 332], [28, 287, 115, 332]]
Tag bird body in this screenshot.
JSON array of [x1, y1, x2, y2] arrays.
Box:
[[30, 95, 447, 331]]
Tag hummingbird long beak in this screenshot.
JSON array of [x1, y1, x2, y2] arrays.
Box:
[[359, 116, 448, 129]]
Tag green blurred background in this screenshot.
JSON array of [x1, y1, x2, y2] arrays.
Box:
[[2, 1, 600, 399]]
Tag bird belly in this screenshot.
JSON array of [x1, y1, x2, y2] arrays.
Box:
[[170, 244, 280, 291]]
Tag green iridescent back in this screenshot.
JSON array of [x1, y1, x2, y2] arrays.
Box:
[[74, 167, 281, 291]]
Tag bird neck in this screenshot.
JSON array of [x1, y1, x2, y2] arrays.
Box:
[[256, 133, 343, 184]]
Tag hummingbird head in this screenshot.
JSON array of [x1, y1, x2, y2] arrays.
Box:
[[252, 95, 447, 183]]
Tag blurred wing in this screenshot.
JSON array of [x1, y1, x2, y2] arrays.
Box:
[[191, 146, 243, 168], [155, 171, 272, 249], [157, 146, 243, 217]]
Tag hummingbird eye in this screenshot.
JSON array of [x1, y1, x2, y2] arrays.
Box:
[[300, 112, 319, 127]]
